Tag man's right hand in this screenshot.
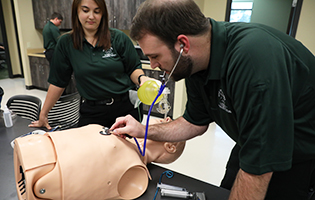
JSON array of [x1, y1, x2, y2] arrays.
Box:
[[110, 115, 145, 138]]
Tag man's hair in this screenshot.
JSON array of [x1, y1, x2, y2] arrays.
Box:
[[130, 0, 209, 48], [70, 0, 111, 50], [50, 12, 63, 20]]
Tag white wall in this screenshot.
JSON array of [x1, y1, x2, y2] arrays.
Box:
[[203, 0, 228, 21], [2, 0, 43, 85], [13, 0, 43, 85], [295, 0, 315, 54], [1, 0, 21, 75]]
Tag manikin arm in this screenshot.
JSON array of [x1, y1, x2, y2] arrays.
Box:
[[111, 115, 208, 142], [229, 169, 273, 200], [29, 84, 65, 129]]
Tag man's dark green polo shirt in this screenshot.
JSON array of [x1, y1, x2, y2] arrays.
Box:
[[183, 19, 315, 175], [43, 21, 60, 50], [48, 28, 141, 100]]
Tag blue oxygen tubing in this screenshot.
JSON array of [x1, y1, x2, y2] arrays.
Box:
[[153, 170, 174, 200]]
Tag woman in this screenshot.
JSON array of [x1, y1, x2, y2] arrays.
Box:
[[30, 0, 149, 129]]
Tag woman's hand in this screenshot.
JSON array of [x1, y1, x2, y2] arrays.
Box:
[[28, 114, 51, 130], [139, 75, 155, 86]]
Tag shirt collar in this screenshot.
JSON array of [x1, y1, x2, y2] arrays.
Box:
[[83, 37, 100, 48], [205, 18, 228, 83]]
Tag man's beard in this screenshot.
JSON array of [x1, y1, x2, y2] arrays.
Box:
[[169, 49, 193, 82]]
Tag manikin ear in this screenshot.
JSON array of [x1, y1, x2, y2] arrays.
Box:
[[165, 117, 172, 122], [164, 142, 177, 154]]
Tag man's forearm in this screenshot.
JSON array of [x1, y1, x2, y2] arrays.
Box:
[[229, 169, 273, 200], [148, 117, 208, 142]]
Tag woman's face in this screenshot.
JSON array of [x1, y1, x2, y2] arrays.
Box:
[[78, 0, 102, 34]]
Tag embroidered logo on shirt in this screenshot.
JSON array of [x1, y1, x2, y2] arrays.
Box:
[[102, 47, 116, 58], [218, 89, 232, 113]]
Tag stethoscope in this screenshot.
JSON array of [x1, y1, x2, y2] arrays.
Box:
[[134, 44, 184, 156], [161, 43, 184, 85]]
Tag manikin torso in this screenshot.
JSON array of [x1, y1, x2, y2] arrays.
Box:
[[14, 124, 149, 200]]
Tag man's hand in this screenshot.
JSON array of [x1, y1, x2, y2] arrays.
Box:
[[110, 115, 145, 138], [229, 169, 273, 200], [112, 116, 208, 142]]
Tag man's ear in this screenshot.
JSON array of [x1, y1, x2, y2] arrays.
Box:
[[164, 142, 177, 154], [177, 34, 190, 53]]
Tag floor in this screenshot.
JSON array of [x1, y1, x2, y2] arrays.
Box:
[[0, 77, 236, 187]]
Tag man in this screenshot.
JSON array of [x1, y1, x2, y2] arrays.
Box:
[[111, 0, 315, 199], [42, 12, 63, 63]]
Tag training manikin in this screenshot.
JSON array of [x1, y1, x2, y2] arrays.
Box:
[[13, 117, 185, 200]]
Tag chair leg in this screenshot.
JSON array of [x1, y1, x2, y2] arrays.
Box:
[[309, 186, 315, 200]]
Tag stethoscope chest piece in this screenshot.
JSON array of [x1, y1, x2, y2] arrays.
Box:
[[100, 127, 111, 136]]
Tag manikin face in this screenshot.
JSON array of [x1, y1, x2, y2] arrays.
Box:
[[78, 0, 102, 34], [138, 33, 193, 81]]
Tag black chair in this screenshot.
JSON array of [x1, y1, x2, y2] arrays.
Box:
[[308, 172, 315, 200], [6, 95, 42, 121], [48, 92, 80, 130], [0, 48, 6, 68]]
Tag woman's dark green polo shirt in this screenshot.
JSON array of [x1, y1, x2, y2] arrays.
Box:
[[183, 19, 315, 175], [49, 28, 141, 100]]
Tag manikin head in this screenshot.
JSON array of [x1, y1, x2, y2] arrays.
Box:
[[138, 137, 186, 164], [132, 117, 186, 164]]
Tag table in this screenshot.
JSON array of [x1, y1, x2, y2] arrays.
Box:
[[137, 164, 230, 200], [0, 116, 230, 200], [0, 114, 38, 199]]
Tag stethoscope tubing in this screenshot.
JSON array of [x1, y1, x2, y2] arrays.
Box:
[[134, 47, 184, 156]]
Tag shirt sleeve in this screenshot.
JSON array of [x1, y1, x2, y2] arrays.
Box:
[[51, 25, 61, 43], [111, 29, 142, 76], [48, 34, 73, 88]]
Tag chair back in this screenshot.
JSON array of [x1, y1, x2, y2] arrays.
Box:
[[0, 87, 4, 108], [6, 95, 42, 121], [48, 92, 80, 130]]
